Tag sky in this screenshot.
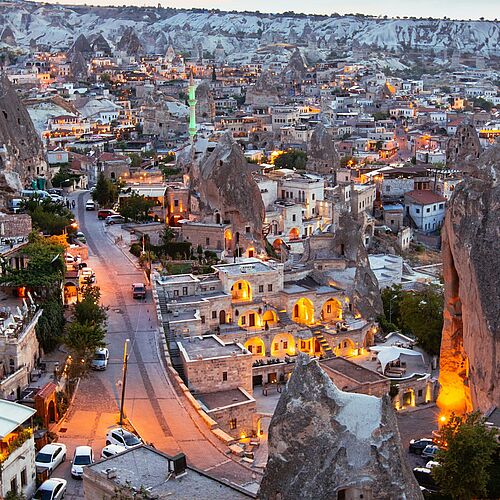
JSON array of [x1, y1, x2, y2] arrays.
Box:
[[39, 0, 500, 20]]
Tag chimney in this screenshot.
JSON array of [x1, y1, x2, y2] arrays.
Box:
[[170, 453, 187, 477]]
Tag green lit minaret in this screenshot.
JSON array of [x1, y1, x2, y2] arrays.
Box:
[[188, 71, 197, 141]]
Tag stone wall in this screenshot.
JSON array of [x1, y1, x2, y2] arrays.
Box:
[[0, 213, 32, 237], [206, 399, 256, 438]]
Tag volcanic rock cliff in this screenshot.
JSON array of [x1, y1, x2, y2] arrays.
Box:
[[259, 354, 423, 500], [190, 133, 265, 247], [0, 74, 47, 208], [306, 122, 340, 174], [438, 140, 500, 415], [245, 70, 281, 107]]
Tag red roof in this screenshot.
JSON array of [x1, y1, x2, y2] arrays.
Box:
[[405, 190, 446, 205], [98, 152, 128, 162]]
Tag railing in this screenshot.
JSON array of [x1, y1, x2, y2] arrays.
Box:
[[0, 428, 32, 464]]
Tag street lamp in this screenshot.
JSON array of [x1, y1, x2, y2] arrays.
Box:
[[119, 338, 130, 426], [389, 295, 398, 325]]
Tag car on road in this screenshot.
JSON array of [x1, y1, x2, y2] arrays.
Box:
[[91, 347, 109, 370], [33, 478, 67, 500], [75, 231, 86, 243], [85, 200, 96, 211], [98, 209, 118, 220], [422, 444, 440, 459], [409, 438, 434, 455], [105, 215, 126, 225], [106, 428, 141, 449], [35, 443, 67, 475], [71, 445, 94, 479], [425, 460, 439, 469], [413, 467, 438, 493], [101, 443, 127, 459], [132, 283, 147, 299], [49, 194, 64, 204], [81, 267, 96, 284]]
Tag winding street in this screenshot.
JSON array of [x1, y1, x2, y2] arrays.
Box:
[[55, 191, 260, 498]]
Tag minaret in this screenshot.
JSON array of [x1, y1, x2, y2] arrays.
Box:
[[188, 71, 197, 141]]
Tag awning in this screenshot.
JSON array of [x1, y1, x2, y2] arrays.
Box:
[[0, 400, 36, 437], [370, 345, 424, 374]]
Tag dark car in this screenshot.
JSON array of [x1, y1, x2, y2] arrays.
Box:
[[413, 467, 438, 493], [98, 209, 118, 220], [409, 438, 434, 455], [132, 283, 146, 299]]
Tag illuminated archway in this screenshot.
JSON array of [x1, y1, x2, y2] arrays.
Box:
[[292, 297, 315, 325], [270, 333, 295, 357], [289, 227, 300, 240], [262, 310, 278, 328], [334, 338, 356, 357], [272, 238, 284, 250], [238, 310, 261, 329], [321, 298, 343, 323], [231, 280, 252, 302], [244, 336, 265, 356], [224, 228, 232, 250]]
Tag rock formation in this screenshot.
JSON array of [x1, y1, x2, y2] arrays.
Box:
[[195, 81, 215, 123], [306, 122, 340, 173], [438, 140, 500, 415], [190, 132, 265, 248], [1, 26, 16, 46], [245, 70, 280, 107], [282, 48, 307, 84], [117, 27, 144, 56], [68, 51, 88, 80], [259, 354, 423, 500], [90, 33, 112, 56], [0, 74, 48, 208], [446, 123, 482, 169], [301, 214, 383, 320], [67, 34, 93, 59]]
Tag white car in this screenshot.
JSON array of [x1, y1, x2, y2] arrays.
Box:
[[33, 478, 67, 500], [106, 428, 141, 449], [101, 443, 127, 459], [425, 460, 440, 469], [422, 444, 440, 459], [85, 200, 96, 211], [91, 347, 109, 370], [71, 445, 94, 479], [35, 443, 67, 475]]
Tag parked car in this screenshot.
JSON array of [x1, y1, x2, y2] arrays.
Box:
[[105, 215, 126, 225], [98, 209, 118, 220], [85, 200, 96, 211], [413, 467, 438, 493], [106, 428, 141, 449], [422, 444, 440, 459], [33, 478, 67, 500], [71, 445, 93, 479], [101, 444, 127, 459], [91, 347, 109, 370], [425, 460, 439, 469], [409, 438, 434, 455], [132, 283, 146, 299], [49, 193, 64, 204], [35, 443, 67, 475], [47, 188, 64, 196], [75, 231, 86, 243], [81, 267, 96, 284]]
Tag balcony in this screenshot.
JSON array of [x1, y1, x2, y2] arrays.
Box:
[[0, 428, 33, 465]]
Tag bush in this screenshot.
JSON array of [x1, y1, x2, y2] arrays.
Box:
[[129, 243, 142, 257], [36, 297, 65, 352]]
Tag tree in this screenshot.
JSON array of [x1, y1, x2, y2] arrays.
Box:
[[399, 285, 443, 355], [161, 227, 176, 246], [433, 412, 498, 499], [273, 150, 307, 170], [73, 285, 107, 326], [118, 193, 154, 222], [92, 173, 118, 208], [128, 153, 142, 169], [22, 198, 74, 235], [64, 321, 106, 360], [36, 296, 65, 353]]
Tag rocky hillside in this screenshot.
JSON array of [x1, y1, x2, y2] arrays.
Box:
[[1, 1, 499, 61]]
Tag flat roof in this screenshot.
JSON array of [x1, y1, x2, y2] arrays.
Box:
[[0, 400, 36, 437], [213, 259, 276, 276], [178, 335, 246, 360], [320, 357, 386, 383], [85, 445, 251, 499], [197, 388, 253, 411]]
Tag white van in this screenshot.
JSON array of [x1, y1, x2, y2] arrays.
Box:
[[21, 189, 50, 199], [8, 198, 23, 213], [85, 200, 96, 211]]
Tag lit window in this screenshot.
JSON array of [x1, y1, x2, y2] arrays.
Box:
[[229, 418, 237, 430], [222, 371, 228, 382]]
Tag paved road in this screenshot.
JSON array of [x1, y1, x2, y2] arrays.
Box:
[[54, 191, 260, 498]]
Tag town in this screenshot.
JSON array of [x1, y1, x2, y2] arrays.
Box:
[[0, 2, 499, 499]]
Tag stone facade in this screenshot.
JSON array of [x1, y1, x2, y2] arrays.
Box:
[[0, 213, 32, 238]]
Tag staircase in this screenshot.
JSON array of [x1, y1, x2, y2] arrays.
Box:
[[311, 327, 334, 358]]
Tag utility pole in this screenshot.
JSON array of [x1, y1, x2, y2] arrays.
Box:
[[119, 338, 130, 427]]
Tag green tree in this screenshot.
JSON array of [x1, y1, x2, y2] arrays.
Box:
[[399, 285, 443, 355], [64, 321, 106, 360], [472, 97, 493, 112], [433, 412, 498, 499], [273, 150, 307, 170], [36, 296, 65, 353], [22, 198, 74, 235], [92, 173, 118, 208], [73, 285, 107, 327], [118, 194, 154, 222], [128, 153, 142, 169], [161, 226, 176, 246]]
